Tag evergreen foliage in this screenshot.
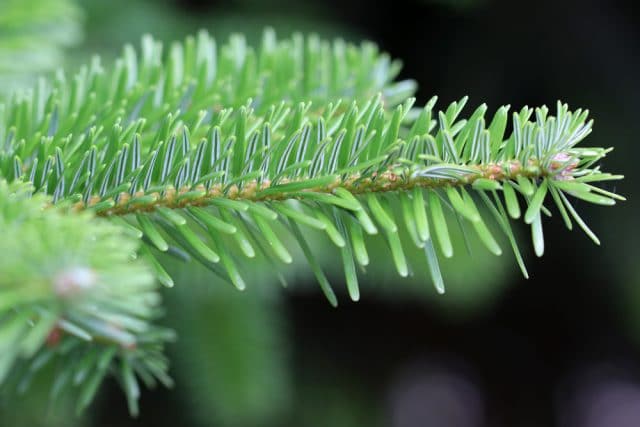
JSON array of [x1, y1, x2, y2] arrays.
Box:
[[0, 29, 623, 414], [0, 181, 173, 415], [0, 0, 82, 95]]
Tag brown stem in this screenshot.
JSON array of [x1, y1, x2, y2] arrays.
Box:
[[73, 159, 555, 217]]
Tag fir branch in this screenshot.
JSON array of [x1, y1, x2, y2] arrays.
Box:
[[0, 28, 624, 414], [0, 180, 173, 416], [0, 28, 623, 303]]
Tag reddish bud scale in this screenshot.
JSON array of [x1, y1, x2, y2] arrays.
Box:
[[46, 325, 63, 347]]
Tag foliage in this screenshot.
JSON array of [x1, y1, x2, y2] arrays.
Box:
[[0, 181, 173, 415], [0, 0, 83, 96], [0, 28, 623, 414]]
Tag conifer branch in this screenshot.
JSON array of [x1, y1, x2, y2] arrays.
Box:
[[0, 28, 624, 414], [0, 181, 173, 415]]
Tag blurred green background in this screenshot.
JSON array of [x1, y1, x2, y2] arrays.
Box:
[[0, 0, 637, 426]]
